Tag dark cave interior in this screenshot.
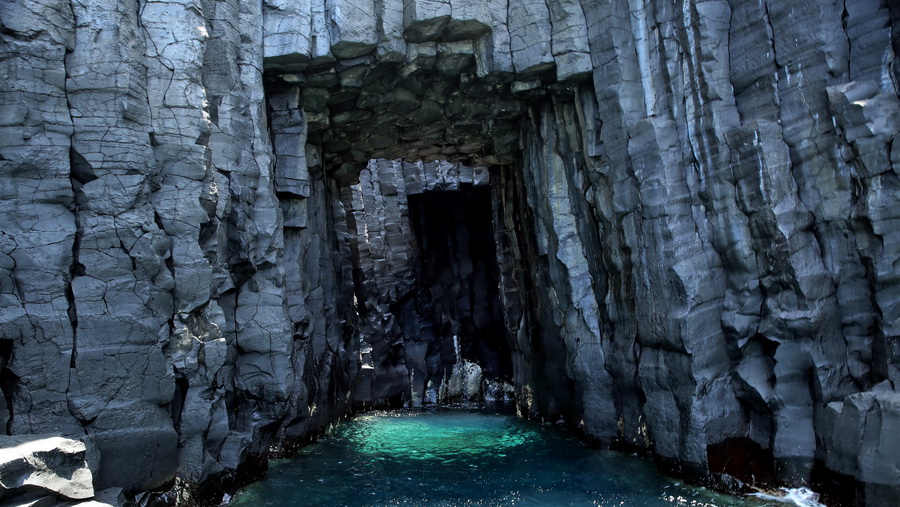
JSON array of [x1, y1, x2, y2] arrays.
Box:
[[407, 185, 511, 382]]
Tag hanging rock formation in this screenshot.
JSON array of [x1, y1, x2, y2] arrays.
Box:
[[1, 0, 899, 505]]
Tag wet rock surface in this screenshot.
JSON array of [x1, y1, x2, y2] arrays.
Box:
[[1, 0, 899, 505]]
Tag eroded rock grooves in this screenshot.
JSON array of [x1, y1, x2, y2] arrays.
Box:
[[1, 0, 899, 505]]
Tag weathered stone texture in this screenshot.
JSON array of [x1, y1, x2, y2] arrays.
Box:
[[1, 0, 899, 504], [1, 0, 351, 500], [0, 435, 94, 501], [0, 0, 79, 439]]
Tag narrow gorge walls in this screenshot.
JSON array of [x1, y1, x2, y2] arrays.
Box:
[[2, 0, 900, 505]]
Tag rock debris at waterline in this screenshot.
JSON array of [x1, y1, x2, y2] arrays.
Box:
[[0, 0, 899, 505]]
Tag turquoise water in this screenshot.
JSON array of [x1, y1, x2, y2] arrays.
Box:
[[231, 408, 771, 506]]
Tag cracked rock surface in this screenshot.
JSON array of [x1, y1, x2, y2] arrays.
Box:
[[1, 0, 900, 505]]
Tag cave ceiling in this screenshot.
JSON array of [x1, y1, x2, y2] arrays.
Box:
[[263, 17, 590, 184]]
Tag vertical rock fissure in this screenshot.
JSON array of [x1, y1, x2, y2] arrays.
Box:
[[556, 96, 620, 431], [0, 339, 16, 435], [64, 33, 84, 424], [66, 151, 84, 371]]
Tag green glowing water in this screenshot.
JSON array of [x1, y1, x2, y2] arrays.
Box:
[[231, 408, 770, 506]]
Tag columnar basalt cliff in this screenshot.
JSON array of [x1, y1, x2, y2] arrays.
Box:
[[1, 0, 899, 505]]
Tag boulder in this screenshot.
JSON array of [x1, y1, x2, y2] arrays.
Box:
[[0, 435, 95, 501]]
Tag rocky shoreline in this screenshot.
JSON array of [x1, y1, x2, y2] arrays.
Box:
[[1, 0, 898, 504]]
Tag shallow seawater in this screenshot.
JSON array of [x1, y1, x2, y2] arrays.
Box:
[[231, 408, 773, 506]]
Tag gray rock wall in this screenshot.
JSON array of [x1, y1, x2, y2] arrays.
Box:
[[1, 0, 899, 504], [1, 0, 354, 501]]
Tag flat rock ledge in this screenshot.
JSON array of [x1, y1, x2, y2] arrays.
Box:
[[0, 434, 122, 505]]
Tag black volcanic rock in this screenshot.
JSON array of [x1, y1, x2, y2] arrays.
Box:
[[0, 0, 898, 504]]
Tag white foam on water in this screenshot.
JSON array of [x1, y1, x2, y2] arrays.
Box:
[[749, 487, 826, 507]]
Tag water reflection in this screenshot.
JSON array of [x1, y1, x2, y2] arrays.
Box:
[[231, 408, 771, 506]]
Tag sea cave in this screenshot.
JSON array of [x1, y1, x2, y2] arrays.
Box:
[[0, 0, 899, 505]]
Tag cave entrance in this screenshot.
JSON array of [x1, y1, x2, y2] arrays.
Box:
[[263, 26, 565, 408], [407, 185, 510, 384], [339, 159, 513, 408]]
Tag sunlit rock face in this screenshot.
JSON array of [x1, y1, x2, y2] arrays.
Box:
[[2, 0, 900, 505]]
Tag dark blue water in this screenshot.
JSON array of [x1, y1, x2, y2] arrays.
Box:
[[231, 408, 772, 506]]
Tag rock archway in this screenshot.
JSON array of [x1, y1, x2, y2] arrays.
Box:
[[263, 12, 593, 408], [3, 0, 899, 502]]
